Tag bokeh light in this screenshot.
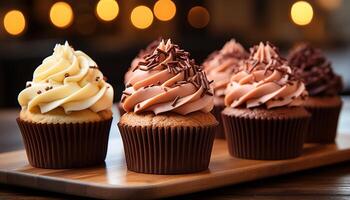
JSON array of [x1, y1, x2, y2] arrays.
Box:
[[49, 1, 74, 28], [96, 0, 119, 21], [130, 5, 154, 29], [153, 0, 176, 21], [3, 10, 26, 36], [291, 1, 314, 26], [187, 6, 210, 28], [317, 0, 342, 11]]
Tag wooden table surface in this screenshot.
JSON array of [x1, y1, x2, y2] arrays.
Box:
[[1, 97, 350, 200]]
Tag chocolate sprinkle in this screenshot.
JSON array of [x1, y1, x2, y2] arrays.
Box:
[[171, 96, 180, 107], [64, 73, 69, 78]]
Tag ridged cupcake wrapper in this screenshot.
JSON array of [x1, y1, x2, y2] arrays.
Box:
[[16, 118, 112, 169], [118, 123, 217, 174], [305, 104, 342, 143], [222, 114, 309, 160], [211, 105, 226, 139]]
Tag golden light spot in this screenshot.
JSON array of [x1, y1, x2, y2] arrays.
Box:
[[291, 1, 314, 26], [153, 0, 176, 21], [130, 5, 153, 29], [96, 0, 119, 21], [3, 10, 26, 36], [187, 6, 210, 28], [50, 2, 74, 28]]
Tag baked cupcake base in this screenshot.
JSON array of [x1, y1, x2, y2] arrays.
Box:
[[17, 118, 112, 169], [222, 107, 310, 160], [304, 96, 342, 143], [118, 112, 218, 174]]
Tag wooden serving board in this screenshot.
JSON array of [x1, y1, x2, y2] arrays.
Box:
[[1, 132, 350, 200]]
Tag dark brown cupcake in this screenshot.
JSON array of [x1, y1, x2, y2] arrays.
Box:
[[303, 96, 342, 143], [17, 118, 112, 169], [222, 107, 310, 160], [288, 44, 343, 143], [118, 112, 217, 174]]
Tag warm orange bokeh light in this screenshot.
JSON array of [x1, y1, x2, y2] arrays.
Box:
[[50, 1, 74, 28], [3, 10, 26, 36], [153, 0, 176, 21], [187, 6, 210, 28], [96, 0, 119, 21], [130, 5, 154, 29], [291, 1, 314, 26]]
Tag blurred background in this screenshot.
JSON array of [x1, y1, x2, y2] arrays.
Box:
[[0, 0, 349, 107]]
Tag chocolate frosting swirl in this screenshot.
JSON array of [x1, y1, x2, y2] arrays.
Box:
[[121, 39, 214, 115], [225, 42, 307, 109], [288, 43, 343, 96], [124, 38, 161, 84], [203, 39, 248, 98]]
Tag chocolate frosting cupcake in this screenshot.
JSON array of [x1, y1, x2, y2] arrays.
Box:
[[288, 43, 343, 96], [288, 44, 343, 143], [118, 39, 217, 174], [222, 42, 310, 160]]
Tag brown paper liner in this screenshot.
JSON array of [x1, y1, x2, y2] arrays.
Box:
[[222, 113, 309, 160], [211, 105, 226, 139], [16, 118, 112, 169], [118, 123, 217, 174], [304, 104, 342, 143]]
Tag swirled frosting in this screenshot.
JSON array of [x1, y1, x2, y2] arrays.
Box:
[[288, 43, 343, 96], [18, 41, 114, 114], [121, 39, 214, 115], [203, 39, 248, 99], [225, 42, 307, 109], [124, 38, 161, 84]]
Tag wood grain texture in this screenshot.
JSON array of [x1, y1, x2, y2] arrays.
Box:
[[1, 134, 350, 200]]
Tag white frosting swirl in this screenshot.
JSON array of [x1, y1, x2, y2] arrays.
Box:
[[18, 41, 114, 114]]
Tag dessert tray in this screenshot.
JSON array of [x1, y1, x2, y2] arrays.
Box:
[[1, 127, 350, 199]]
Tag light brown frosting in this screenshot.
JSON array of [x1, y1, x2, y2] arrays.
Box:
[[203, 39, 248, 99], [121, 39, 214, 115], [225, 42, 307, 109]]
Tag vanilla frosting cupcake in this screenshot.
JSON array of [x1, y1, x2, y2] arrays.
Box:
[[17, 41, 114, 168], [222, 42, 310, 160], [203, 39, 248, 138], [118, 39, 218, 174]]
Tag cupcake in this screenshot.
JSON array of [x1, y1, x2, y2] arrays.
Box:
[[288, 43, 343, 143], [118, 39, 218, 174], [17, 42, 114, 169], [203, 39, 248, 138], [118, 39, 161, 116], [222, 42, 310, 160]]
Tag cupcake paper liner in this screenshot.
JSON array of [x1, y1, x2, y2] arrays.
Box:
[[16, 118, 112, 169], [211, 105, 226, 139], [118, 123, 217, 174], [304, 104, 342, 143], [222, 113, 309, 160]]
